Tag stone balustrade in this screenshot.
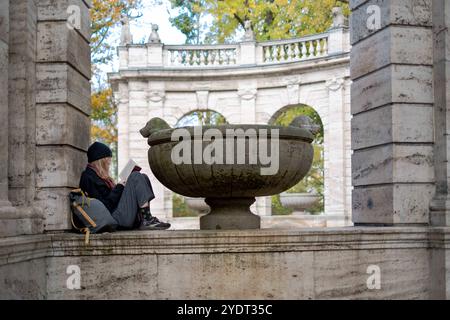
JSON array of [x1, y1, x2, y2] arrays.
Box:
[[261, 33, 329, 63], [118, 27, 348, 69], [166, 44, 239, 67]]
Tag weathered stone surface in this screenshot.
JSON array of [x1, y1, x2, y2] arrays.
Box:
[[0, 42, 8, 201], [351, 65, 433, 114], [0, 258, 47, 299], [352, 184, 435, 224], [37, 0, 91, 42], [352, 104, 433, 150], [314, 247, 429, 298], [352, 144, 434, 186], [429, 0, 450, 228], [0, 0, 8, 43], [36, 63, 90, 115], [37, 21, 90, 79], [46, 255, 158, 299], [351, 26, 433, 80], [156, 251, 315, 299], [35, 188, 73, 231], [0, 228, 438, 299], [350, 0, 432, 45], [36, 104, 90, 150], [36, 146, 86, 188]]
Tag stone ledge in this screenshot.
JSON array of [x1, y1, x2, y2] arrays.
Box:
[[2, 227, 449, 266], [109, 54, 350, 82]]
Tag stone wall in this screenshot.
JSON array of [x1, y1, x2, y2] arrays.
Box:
[[350, 0, 435, 225], [0, 0, 92, 236], [0, 228, 439, 299]]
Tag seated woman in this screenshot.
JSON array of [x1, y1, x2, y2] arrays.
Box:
[[79, 142, 170, 230]]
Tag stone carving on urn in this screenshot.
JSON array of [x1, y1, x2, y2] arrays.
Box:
[[237, 88, 257, 101], [325, 77, 345, 92], [148, 91, 165, 103], [148, 24, 161, 44]]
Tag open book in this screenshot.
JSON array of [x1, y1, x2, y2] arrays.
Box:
[[119, 159, 142, 182]]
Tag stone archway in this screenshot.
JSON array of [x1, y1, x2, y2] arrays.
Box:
[[268, 104, 325, 217]]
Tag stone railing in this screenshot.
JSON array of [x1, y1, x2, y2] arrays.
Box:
[[261, 33, 329, 64], [117, 27, 349, 69], [165, 44, 239, 67]]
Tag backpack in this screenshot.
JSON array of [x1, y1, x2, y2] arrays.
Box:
[[69, 189, 118, 244]]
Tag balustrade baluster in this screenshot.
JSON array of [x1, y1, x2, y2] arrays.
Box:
[[279, 45, 285, 62], [263, 46, 269, 62], [288, 44, 295, 60], [169, 50, 175, 66], [322, 38, 328, 56], [294, 43, 300, 60], [200, 50, 206, 66], [317, 40, 323, 57], [301, 42, 307, 59], [207, 50, 213, 65]]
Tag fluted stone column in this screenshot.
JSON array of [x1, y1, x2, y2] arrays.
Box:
[[350, 0, 434, 225]]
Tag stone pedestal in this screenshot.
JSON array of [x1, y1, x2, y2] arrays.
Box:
[[201, 198, 261, 230]]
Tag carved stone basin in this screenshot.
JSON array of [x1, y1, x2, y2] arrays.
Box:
[[185, 197, 210, 214], [280, 192, 322, 214], [140, 117, 315, 230]]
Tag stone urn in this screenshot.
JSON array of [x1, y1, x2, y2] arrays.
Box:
[[140, 116, 315, 230], [184, 197, 210, 214], [280, 192, 322, 215]]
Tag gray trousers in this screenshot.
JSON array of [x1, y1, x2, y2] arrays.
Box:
[[112, 172, 155, 229]]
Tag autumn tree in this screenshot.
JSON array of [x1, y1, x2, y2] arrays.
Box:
[[169, 0, 350, 44], [90, 0, 144, 176]]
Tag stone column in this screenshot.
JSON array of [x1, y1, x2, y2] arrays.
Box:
[[237, 87, 257, 123], [429, 0, 450, 300], [350, 0, 434, 225], [325, 77, 349, 226], [237, 84, 271, 216], [430, 0, 450, 226], [35, 0, 91, 231], [146, 86, 172, 219], [117, 82, 130, 172], [0, 0, 15, 215]]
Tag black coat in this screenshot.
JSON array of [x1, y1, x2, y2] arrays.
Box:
[[79, 166, 124, 212]]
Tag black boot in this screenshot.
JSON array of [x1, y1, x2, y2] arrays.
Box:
[[138, 207, 171, 230]]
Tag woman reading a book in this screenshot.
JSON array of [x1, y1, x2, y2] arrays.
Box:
[[79, 142, 170, 230]]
